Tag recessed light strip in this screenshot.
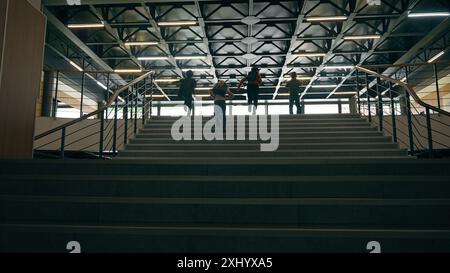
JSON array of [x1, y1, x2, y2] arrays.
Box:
[[67, 22, 105, 29], [428, 51, 445, 63], [306, 16, 348, 22]]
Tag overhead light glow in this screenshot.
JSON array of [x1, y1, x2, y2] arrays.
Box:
[[69, 61, 83, 72], [333, 91, 357, 95], [155, 79, 180, 83], [125, 42, 158, 46], [114, 69, 143, 73], [293, 52, 327, 57], [138, 56, 169, 61], [196, 87, 211, 90], [408, 12, 450, 18], [427, 51, 445, 63], [323, 66, 354, 70], [182, 68, 210, 72], [96, 81, 108, 90], [174, 56, 207, 60], [146, 94, 167, 98], [67, 22, 105, 29], [306, 16, 347, 22], [311, 85, 338, 88], [343, 35, 381, 40], [157, 21, 197, 27]]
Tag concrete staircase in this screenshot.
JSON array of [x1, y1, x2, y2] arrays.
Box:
[[118, 114, 408, 160], [1, 114, 450, 252]]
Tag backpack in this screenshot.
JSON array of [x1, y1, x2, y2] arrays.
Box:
[[246, 71, 258, 82]]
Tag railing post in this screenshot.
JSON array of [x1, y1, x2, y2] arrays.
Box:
[[134, 83, 138, 134], [376, 76, 383, 131], [433, 63, 441, 110], [142, 78, 147, 126], [60, 127, 66, 159], [124, 94, 129, 145], [99, 109, 105, 159], [425, 107, 434, 157], [389, 82, 397, 143], [366, 73, 372, 122], [80, 72, 85, 118], [356, 71, 361, 114], [405, 89, 415, 155], [113, 97, 118, 156], [52, 71, 59, 118]]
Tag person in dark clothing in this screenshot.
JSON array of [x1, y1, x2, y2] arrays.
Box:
[[179, 70, 197, 116], [237, 66, 262, 114], [285, 72, 303, 115], [210, 80, 234, 131]]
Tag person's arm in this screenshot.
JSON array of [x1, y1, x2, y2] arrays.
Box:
[[256, 74, 262, 85], [226, 88, 234, 100], [237, 78, 246, 90]]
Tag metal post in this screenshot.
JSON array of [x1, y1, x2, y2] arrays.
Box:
[[338, 99, 342, 114], [405, 89, 414, 155], [433, 63, 441, 110], [60, 127, 66, 159], [366, 73, 372, 122], [389, 82, 397, 143], [124, 95, 129, 145], [356, 72, 361, 114], [80, 72, 85, 118], [113, 97, 118, 156], [52, 71, 59, 117], [99, 109, 105, 158], [376, 76, 383, 131], [142, 78, 147, 125], [426, 107, 434, 157], [134, 83, 138, 134]]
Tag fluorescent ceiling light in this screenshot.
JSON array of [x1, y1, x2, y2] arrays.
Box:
[[96, 81, 108, 90], [174, 56, 207, 60], [67, 22, 105, 29], [344, 35, 381, 40], [333, 91, 357, 95], [323, 66, 354, 70], [311, 85, 338, 88], [196, 87, 211, 90], [69, 61, 83, 72], [155, 78, 179, 83], [146, 94, 166, 98], [138, 56, 169, 61], [195, 94, 212, 97], [182, 68, 210, 72], [125, 42, 158, 46], [408, 12, 450, 18], [114, 69, 143, 73], [427, 51, 445, 63], [306, 16, 347, 22], [157, 21, 197, 27], [293, 52, 327, 57]]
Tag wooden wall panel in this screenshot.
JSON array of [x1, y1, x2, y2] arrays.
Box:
[[0, 0, 46, 159], [0, 0, 7, 70]]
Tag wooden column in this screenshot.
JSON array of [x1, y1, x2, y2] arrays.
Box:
[[0, 0, 46, 159]]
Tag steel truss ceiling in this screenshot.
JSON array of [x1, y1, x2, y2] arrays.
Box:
[[43, 0, 450, 101]]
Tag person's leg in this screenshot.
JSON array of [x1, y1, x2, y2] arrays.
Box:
[[295, 95, 301, 114], [253, 86, 259, 109], [289, 94, 294, 115]]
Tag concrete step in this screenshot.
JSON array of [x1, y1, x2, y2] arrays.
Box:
[[129, 136, 394, 145], [116, 149, 408, 158], [134, 131, 384, 139], [2, 195, 449, 228], [149, 114, 362, 121], [124, 143, 400, 151], [139, 127, 376, 134], [144, 123, 372, 130], [9, 159, 450, 176], [2, 223, 450, 252], [1, 175, 449, 199]]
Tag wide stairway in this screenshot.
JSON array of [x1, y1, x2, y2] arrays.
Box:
[[1, 114, 450, 252]]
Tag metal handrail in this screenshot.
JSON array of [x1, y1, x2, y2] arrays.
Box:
[[34, 71, 153, 140], [355, 66, 450, 117]]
